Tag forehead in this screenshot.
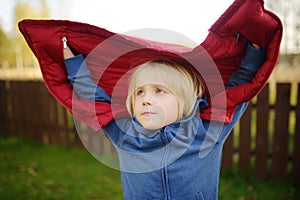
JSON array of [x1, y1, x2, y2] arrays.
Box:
[[135, 72, 164, 88], [134, 63, 176, 88]]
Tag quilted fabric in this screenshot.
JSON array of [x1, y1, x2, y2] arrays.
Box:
[[18, 0, 282, 131]]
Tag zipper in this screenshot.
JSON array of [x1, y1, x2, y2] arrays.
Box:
[[235, 32, 241, 44], [62, 36, 67, 49], [160, 128, 171, 199]]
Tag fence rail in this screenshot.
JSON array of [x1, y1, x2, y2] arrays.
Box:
[[0, 80, 299, 182]]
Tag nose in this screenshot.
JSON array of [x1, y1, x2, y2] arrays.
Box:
[[142, 93, 152, 106], [142, 101, 151, 106]]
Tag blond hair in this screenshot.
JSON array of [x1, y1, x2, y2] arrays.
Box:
[[126, 60, 204, 120]]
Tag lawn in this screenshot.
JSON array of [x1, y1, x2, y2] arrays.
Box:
[[0, 137, 299, 200]]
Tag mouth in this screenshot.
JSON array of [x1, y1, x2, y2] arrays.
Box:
[[142, 112, 155, 116]]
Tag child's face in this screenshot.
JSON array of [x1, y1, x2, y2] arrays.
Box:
[[133, 83, 179, 130]]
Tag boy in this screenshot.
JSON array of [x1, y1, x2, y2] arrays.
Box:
[[63, 41, 265, 199]]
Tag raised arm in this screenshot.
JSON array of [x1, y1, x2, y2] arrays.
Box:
[[226, 42, 266, 88], [217, 42, 267, 140], [63, 43, 111, 103]]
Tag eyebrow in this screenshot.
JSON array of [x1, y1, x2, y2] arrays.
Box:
[[135, 83, 169, 90]]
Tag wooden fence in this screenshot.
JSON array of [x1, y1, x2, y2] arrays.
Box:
[[0, 80, 299, 182]]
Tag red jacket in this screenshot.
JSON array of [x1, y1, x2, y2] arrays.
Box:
[[18, 0, 282, 131]]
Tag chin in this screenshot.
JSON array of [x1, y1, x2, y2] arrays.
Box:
[[142, 123, 164, 130]]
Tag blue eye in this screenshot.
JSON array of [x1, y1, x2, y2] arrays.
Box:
[[156, 88, 165, 94], [136, 90, 144, 96]]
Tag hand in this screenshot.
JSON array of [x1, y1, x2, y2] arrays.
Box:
[[63, 46, 75, 59], [251, 42, 260, 49]]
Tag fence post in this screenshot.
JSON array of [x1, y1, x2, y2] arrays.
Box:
[[255, 85, 270, 179], [292, 83, 300, 182], [0, 81, 10, 135], [238, 103, 252, 173], [222, 131, 234, 169], [272, 83, 291, 180], [10, 81, 26, 137]]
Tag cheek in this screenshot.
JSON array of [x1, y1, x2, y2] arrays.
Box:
[[171, 105, 179, 120], [132, 101, 138, 115], [129, 98, 136, 115], [166, 98, 179, 120]]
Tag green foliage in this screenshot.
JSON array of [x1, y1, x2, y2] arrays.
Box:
[[14, 0, 50, 68], [0, 0, 51, 68], [0, 28, 14, 67]]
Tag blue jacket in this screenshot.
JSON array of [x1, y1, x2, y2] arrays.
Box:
[[65, 43, 265, 199]]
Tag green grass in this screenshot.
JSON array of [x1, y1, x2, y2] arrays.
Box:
[[219, 169, 299, 200], [0, 137, 299, 200], [0, 137, 123, 200]]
